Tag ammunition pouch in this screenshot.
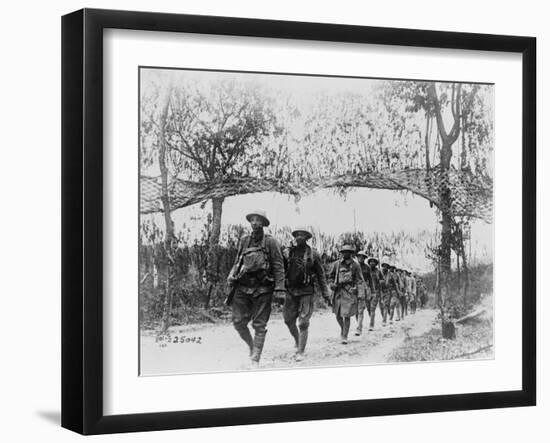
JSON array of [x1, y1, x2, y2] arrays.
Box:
[[237, 270, 274, 288]]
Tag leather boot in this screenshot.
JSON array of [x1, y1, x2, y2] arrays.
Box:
[[250, 331, 267, 363], [297, 329, 308, 354], [236, 326, 254, 356], [286, 322, 299, 350], [342, 317, 350, 343], [336, 315, 344, 337]]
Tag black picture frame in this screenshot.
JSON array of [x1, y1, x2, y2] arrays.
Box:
[[61, 8, 536, 435]]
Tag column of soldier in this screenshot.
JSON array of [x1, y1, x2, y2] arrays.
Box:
[[225, 210, 427, 368]]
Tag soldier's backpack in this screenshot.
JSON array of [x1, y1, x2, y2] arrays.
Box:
[[335, 260, 354, 285], [233, 235, 273, 285]]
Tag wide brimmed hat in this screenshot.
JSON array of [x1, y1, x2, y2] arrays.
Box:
[[381, 262, 390, 268], [246, 210, 270, 227], [356, 250, 368, 257], [367, 257, 379, 265], [291, 227, 312, 240], [339, 244, 355, 253]]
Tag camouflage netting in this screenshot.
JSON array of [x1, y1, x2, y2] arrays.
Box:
[[140, 167, 493, 222]]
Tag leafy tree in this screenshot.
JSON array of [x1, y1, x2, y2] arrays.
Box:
[[165, 79, 276, 247]]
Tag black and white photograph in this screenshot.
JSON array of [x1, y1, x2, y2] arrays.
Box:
[[138, 67, 494, 376]]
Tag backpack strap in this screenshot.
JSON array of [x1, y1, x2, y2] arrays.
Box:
[[261, 234, 270, 271]]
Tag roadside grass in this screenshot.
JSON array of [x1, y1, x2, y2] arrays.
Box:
[[388, 315, 493, 362]]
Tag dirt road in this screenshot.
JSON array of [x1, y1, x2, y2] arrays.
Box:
[[140, 308, 439, 375]]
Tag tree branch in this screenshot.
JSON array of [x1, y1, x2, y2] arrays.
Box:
[[449, 83, 462, 143], [427, 83, 448, 143]]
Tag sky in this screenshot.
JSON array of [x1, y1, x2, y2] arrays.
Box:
[[141, 188, 494, 272]]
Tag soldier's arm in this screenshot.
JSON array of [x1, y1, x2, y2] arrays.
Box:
[[312, 250, 330, 299], [266, 236, 286, 292]]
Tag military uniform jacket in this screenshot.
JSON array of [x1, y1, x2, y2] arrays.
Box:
[[385, 271, 402, 296], [283, 244, 329, 298], [230, 232, 285, 295], [369, 266, 384, 292], [359, 262, 375, 296], [328, 258, 365, 316]]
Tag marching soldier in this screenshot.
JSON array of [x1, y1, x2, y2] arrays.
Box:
[[367, 257, 384, 330], [355, 251, 374, 336], [386, 265, 402, 323], [226, 210, 286, 367], [282, 227, 330, 361], [399, 269, 410, 318], [380, 262, 391, 326], [327, 245, 365, 344], [418, 277, 428, 309], [409, 272, 418, 314]]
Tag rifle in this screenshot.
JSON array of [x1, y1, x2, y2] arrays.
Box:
[[224, 282, 237, 306], [224, 242, 246, 306]]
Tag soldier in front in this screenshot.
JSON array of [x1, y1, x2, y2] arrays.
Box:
[[327, 245, 365, 344], [282, 227, 330, 361], [227, 210, 286, 367]]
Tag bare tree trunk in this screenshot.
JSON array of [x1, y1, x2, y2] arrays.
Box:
[[457, 249, 461, 294], [461, 111, 468, 169], [205, 196, 225, 309], [428, 82, 461, 340], [158, 84, 175, 333], [425, 112, 431, 170], [210, 197, 224, 247], [461, 232, 470, 307]]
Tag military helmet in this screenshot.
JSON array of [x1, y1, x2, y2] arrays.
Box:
[[246, 210, 270, 227], [356, 250, 368, 257], [339, 244, 355, 253], [367, 257, 379, 265], [381, 262, 390, 268], [291, 226, 312, 240]]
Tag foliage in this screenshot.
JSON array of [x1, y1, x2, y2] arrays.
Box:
[[421, 263, 493, 315], [140, 218, 445, 327], [388, 319, 493, 363], [388, 294, 494, 363]]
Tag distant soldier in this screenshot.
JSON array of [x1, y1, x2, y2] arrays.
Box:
[[227, 210, 286, 367], [396, 268, 408, 319], [367, 257, 384, 330], [386, 265, 402, 323], [418, 278, 427, 309], [327, 245, 365, 344], [409, 272, 418, 314], [400, 269, 411, 318], [355, 251, 373, 336], [282, 227, 330, 361], [380, 262, 391, 326]]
